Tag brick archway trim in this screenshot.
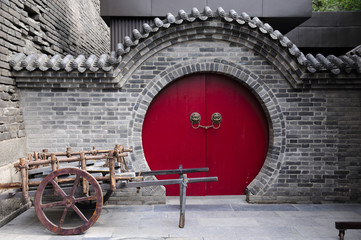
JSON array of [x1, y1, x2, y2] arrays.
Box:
[[129, 58, 286, 197], [116, 18, 303, 88]]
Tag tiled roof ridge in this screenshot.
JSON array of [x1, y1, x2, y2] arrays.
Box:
[[9, 6, 361, 75]]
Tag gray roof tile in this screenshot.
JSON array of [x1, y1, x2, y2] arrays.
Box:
[[9, 6, 361, 75]]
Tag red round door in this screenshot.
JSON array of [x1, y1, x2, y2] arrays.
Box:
[[142, 74, 268, 195]]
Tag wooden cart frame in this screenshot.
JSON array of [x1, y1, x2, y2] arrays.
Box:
[[0, 144, 217, 235]]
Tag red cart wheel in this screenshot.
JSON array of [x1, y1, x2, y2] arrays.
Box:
[[34, 168, 103, 235]]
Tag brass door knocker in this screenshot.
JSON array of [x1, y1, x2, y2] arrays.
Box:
[[190, 112, 202, 129], [211, 112, 222, 129], [190, 112, 222, 129]]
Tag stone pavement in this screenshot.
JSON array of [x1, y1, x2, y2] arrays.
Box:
[[0, 196, 361, 240]]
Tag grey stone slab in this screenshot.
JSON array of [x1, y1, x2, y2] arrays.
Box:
[[186, 204, 233, 211], [154, 204, 233, 212], [327, 211, 361, 219], [198, 217, 259, 227], [154, 204, 180, 212], [49, 236, 83, 240], [275, 210, 334, 219], [177, 225, 239, 239], [113, 238, 168, 240], [231, 204, 298, 211], [230, 210, 281, 218], [2, 192, 361, 240], [105, 205, 154, 212], [82, 226, 115, 238], [256, 216, 319, 227], [83, 238, 113, 240], [232, 225, 301, 239], [15, 235, 51, 240], [341, 230, 361, 240], [294, 204, 361, 213], [294, 225, 341, 238], [236, 237, 272, 240]]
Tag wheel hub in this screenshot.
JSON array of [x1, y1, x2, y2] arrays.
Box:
[[65, 196, 75, 207]]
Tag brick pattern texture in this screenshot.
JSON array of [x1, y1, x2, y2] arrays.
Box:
[[17, 19, 361, 203], [0, 0, 109, 222], [0, 0, 109, 156]]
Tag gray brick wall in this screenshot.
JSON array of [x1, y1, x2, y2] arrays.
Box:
[[0, 0, 110, 165], [20, 88, 130, 151], [0, 85, 24, 141], [0, 0, 110, 223], [249, 90, 361, 203], [15, 19, 361, 203]]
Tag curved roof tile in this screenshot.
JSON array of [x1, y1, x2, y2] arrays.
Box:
[[9, 6, 361, 75]]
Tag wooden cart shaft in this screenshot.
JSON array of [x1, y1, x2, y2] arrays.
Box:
[[0, 144, 218, 235]]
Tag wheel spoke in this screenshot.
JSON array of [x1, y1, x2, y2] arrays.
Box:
[[75, 195, 97, 203], [71, 204, 88, 223], [59, 207, 68, 228], [34, 168, 102, 235], [40, 200, 65, 209], [50, 179, 68, 198], [70, 175, 81, 197]]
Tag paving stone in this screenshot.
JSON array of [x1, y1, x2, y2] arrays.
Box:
[[231, 204, 298, 211], [1, 197, 361, 240]]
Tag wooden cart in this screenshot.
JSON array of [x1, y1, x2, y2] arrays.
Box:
[[0, 144, 217, 235]]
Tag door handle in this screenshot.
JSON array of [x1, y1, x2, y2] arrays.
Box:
[[190, 112, 222, 129]]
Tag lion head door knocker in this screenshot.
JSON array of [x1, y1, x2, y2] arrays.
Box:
[[189, 112, 222, 130], [190, 112, 201, 129], [211, 112, 222, 129]]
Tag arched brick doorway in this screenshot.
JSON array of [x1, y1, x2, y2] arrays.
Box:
[[142, 73, 269, 195]]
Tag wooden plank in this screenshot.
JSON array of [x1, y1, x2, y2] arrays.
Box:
[[29, 172, 104, 183], [28, 162, 81, 175], [15, 154, 122, 168], [31, 148, 132, 158], [104, 172, 136, 178], [28, 161, 103, 177]]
